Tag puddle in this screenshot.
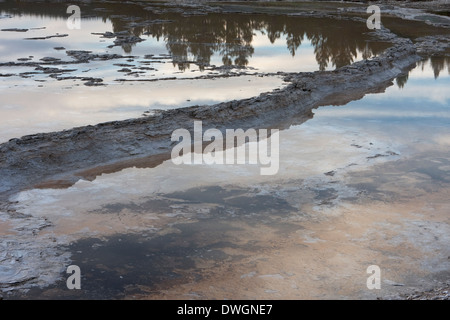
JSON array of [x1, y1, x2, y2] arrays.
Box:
[[309, 57, 450, 157], [0, 75, 287, 142], [0, 0, 393, 141], [1, 1, 449, 300]]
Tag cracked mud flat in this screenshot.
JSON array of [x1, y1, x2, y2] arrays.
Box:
[[1, 0, 450, 299]]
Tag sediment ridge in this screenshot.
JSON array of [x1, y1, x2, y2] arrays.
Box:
[[0, 32, 424, 199]]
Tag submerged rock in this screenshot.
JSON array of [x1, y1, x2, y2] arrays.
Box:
[[24, 33, 68, 40], [39, 57, 61, 62], [1, 28, 28, 32]]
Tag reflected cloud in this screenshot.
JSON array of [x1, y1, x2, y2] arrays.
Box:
[[0, 75, 285, 142], [314, 62, 449, 123]]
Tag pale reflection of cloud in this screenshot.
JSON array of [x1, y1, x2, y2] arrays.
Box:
[[433, 134, 450, 146], [361, 63, 450, 105], [251, 35, 358, 72], [408, 67, 442, 79], [0, 15, 113, 62], [11, 123, 395, 217], [249, 52, 319, 73], [315, 108, 450, 120], [0, 76, 284, 142], [369, 83, 449, 105], [249, 44, 323, 72], [312, 64, 449, 122], [409, 60, 450, 79]]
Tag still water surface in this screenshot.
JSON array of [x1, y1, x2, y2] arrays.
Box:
[[0, 0, 392, 141]]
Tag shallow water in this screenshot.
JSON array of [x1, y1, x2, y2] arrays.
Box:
[[2, 59, 449, 299], [0, 0, 392, 142], [1, 0, 450, 300]]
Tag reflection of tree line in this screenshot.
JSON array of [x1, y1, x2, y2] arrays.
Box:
[[2, 0, 449, 78], [396, 56, 450, 88], [418, 56, 450, 79], [114, 13, 390, 71]]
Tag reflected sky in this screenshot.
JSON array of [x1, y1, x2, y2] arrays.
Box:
[[0, 75, 286, 142], [310, 59, 450, 156], [2, 2, 450, 299], [0, 1, 449, 143], [9, 57, 450, 244], [0, 0, 390, 76], [0, 0, 393, 142]]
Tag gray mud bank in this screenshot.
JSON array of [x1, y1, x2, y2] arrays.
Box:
[[0, 32, 433, 199]]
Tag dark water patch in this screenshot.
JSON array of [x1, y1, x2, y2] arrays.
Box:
[[91, 198, 183, 214], [382, 16, 450, 40], [8, 218, 253, 299], [427, 10, 450, 18], [165, 186, 243, 204], [414, 163, 450, 183], [347, 151, 450, 202], [3, 186, 308, 299], [90, 185, 297, 220], [165, 186, 296, 216], [271, 221, 305, 236], [309, 187, 340, 206]]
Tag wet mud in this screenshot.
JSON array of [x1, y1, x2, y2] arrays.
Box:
[[1, 0, 450, 300]]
